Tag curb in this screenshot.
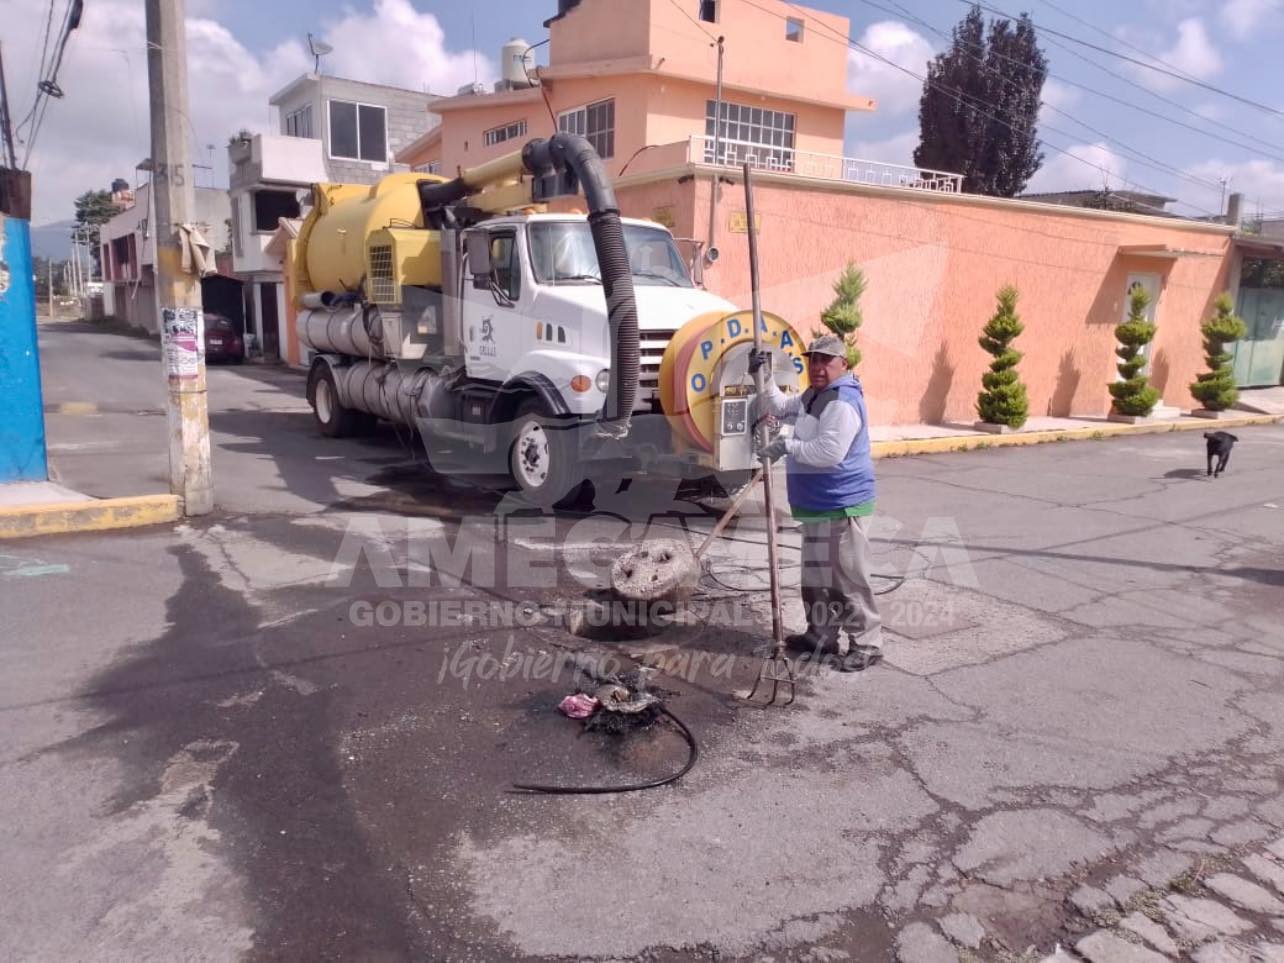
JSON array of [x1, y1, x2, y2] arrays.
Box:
[[0, 494, 182, 539], [871, 414, 1281, 460]]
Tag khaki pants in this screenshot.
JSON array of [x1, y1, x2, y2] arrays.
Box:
[[799, 515, 883, 652]]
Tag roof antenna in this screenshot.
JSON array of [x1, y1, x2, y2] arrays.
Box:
[[308, 33, 333, 74]]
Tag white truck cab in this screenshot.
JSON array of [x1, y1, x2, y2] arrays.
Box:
[[461, 214, 734, 415]]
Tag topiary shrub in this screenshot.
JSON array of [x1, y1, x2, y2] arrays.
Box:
[[1190, 292, 1248, 411], [1109, 284, 1161, 417], [975, 284, 1030, 428], [817, 262, 866, 367]]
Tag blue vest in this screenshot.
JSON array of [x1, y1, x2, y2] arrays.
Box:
[[785, 373, 876, 512]]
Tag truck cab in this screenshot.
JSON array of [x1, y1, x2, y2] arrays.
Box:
[[461, 214, 735, 416]]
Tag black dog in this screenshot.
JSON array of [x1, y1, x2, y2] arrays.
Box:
[[1204, 431, 1238, 477]]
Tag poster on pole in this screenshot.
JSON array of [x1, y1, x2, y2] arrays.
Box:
[[162, 306, 203, 381]]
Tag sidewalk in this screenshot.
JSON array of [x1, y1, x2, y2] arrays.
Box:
[[0, 479, 179, 539]]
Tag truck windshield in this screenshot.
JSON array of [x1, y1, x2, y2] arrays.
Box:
[[528, 221, 694, 288]]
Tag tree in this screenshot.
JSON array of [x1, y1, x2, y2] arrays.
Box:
[[1190, 293, 1248, 411], [816, 262, 866, 367], [914, 4, 1047, 197], [975, 284, 1029, 428], [1108, 284, 1161, 417], [74, 189, 116, 276]]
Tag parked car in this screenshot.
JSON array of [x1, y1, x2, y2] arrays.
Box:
[[204, 313, 244, 363]]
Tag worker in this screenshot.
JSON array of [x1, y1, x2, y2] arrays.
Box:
[[749, 335, 883, 672]]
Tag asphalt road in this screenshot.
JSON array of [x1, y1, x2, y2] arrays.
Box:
[[5, 320, 1284, 961]]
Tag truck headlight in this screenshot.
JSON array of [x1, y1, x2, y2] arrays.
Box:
[[595, 369, 610, 393]]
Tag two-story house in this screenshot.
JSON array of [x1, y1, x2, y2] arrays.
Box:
[[397, 0, 872, 183], [100, 180, 236, 336], [228, 74, 439, 363]]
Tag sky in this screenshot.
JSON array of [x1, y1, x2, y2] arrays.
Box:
[[6, 0, 1284, 227]]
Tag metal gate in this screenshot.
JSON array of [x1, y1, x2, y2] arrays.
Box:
[[1233, 287, 1284, 387]]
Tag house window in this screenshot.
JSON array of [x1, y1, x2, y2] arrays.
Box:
[[699, 0, 718, 23], [252, 189, 301, 233], [483, 119, 528, 147], [558, 99, 615, 160], [284, 104, 313, 138], [705, 99, 796, 170], [413, 161, 442, 174], [328, 100, 387, 163], [785, 17, 804, 42]]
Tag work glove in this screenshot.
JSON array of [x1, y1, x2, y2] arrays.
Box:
[[759, 435, 790, 463], [747, 348, 771, 375]]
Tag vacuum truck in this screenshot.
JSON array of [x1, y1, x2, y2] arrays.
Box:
[[293, 132, 809, 506]]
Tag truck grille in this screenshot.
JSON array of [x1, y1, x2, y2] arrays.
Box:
[[637, 328, 677, 406], [368, 244, 395, 303]]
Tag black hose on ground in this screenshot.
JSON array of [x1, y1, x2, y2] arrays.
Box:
[[511, 706, 699, 796]]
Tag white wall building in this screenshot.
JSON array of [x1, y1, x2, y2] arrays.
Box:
[[227, 74, 438, 364]]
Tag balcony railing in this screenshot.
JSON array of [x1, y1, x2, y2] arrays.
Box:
[[682, 135, 964, 194]]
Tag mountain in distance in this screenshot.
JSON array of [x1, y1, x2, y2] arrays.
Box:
[[30, 219, 76, 261]]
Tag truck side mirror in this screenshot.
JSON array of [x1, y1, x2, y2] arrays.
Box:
[[465, 231, 492, 285]]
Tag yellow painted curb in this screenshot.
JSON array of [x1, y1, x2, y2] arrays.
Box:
[[872, 414, 1282, 460], [0, 494, 182, 539]]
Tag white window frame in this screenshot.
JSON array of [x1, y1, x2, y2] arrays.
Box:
[[327, 99, 388, 164], [705, 99, 796, 170], [785, 17, 805, 42], [557, 98, 615, 160], [284, 104, 313, 139], [483, 119, 528, 147]]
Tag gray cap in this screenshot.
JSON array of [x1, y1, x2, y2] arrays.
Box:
[[803, 334, 846, 358]]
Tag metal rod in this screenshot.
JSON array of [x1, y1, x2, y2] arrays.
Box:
[[705, 35, 725, 255], [742, 163, 785, 654], [0, 44, 17, 169], [695, 467, 764, 561]]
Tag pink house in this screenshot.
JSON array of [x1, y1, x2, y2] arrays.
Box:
[[397, 0, 873, 180], [397, 0, 1271, 422]]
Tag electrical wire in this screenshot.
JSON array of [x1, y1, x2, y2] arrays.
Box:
[[666, 0, 718, 42], [756, 0, 1221, 216], [512, 705, 699, 794], [953, 0, 1284, 119], [866, 0, 1226, 195]]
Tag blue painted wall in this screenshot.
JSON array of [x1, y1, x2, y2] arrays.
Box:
[[0, 214, 48, 482]]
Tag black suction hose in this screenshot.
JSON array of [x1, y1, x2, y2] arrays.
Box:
[[511, 706, 698, 795], [523, 133, 640, 434]]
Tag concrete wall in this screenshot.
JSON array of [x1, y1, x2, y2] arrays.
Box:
[[272, 75, 438, 185], [616, 169, 1236, 424]]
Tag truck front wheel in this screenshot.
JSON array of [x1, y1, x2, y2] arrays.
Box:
[[508, 400, 588, 509]]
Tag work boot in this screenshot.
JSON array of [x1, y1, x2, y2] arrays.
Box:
[[784, 631, 839, 657], [833, 645, 883, 673]]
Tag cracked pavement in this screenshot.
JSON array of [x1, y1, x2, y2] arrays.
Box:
[[2, 322, 1283, 961]]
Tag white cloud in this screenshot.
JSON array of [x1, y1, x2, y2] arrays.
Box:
[[1221, 0, 1283, 41], [847, 21, 934, 117], [1025, 142, 1129, 194], [1124, 18, 1222, 93], [9, 0, 490, 225], [1038, 78, 1082, 127], [1184, 158, 1284, 216], [846, 129, 918, 167]]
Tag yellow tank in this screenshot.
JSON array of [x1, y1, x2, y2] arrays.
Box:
[[297, 172, 449, 297]]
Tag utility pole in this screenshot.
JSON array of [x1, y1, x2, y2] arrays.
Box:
[[706, 35, 725, 257], [146, 0, 213, 515], [48, 259, 54, 317]]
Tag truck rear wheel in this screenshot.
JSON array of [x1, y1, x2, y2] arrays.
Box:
[[311, 365, 375, 438], [509, 399, 588, 509]]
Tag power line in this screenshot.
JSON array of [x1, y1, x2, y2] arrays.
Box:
[[874, 0, 1226, 194], [955, 0, 1284, 118], [885, 0, 1284, 163], [755, 0, 1221, 215], [1033, 0, 1202, 83], [666, 0, 718, 42]]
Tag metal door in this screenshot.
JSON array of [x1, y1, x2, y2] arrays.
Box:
[[1233, 288, 1284, 387]]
